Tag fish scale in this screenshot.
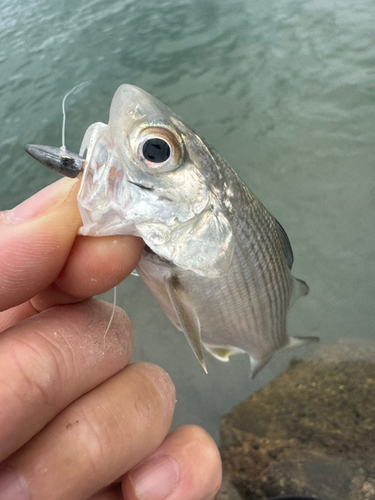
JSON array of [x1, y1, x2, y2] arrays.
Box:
[[137, 196, 292, 366]]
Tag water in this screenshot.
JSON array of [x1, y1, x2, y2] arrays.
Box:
[[1, 0, 374, 440]]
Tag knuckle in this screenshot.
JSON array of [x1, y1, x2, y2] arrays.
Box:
[[6, 329, 69, 408], [63, 402, 111, 476]]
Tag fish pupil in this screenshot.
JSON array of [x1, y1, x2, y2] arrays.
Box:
[[143, 138, 170, 163]]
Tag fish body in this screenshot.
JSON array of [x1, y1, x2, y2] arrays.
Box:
[[77, 84, 315, 376]]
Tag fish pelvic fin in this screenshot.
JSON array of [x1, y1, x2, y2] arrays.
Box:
[[204, 344, 240, 362], [287, 335, 319, 349], [249, 353, 274, 379], [165, 275, 207, 373]]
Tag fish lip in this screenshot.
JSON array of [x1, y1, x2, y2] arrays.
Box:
[[25, 144, 84, 178]]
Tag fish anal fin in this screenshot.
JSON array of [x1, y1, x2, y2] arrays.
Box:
[[165, 276, 207, 373], [249, 353, 274, 379], [287, 335, 319, 349], [204, 344, 239, 362]]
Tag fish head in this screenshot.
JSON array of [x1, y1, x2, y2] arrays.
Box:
[[78, 84, 233, 278]]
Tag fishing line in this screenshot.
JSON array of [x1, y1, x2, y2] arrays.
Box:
[[60, 82, 116, 349], [60, 81, 90, 157], [103, 286, 117, 349]]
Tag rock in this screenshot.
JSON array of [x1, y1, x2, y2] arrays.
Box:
[[215, 338, 375, 500], [214, 479, 244, 500]]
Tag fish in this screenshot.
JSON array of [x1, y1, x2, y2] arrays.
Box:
[[26, 84, 317, 377]]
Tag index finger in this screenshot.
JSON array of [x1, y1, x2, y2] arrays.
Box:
[[0, 178, 81, 311], [0, 178, 143, 312]]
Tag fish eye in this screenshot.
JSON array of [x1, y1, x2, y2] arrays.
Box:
[[136, 126, 183, 172], [142, 138, 170, 163]]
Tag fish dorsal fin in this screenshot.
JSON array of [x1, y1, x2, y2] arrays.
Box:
[[136, 203, 234, 279], [165, 276, 207, 373], [275, 218, 294, 269]]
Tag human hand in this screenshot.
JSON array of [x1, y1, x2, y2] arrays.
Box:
[[0, 177, 222, 500]]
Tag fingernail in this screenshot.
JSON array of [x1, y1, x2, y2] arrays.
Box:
[[129, 455, 180, 500], [6, 177, 78, 223], [0, 467, 29, 500]]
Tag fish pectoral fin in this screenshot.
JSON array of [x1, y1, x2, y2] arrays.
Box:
[[287, 335, 319, 349], [137, 203, 233, 279], [249, 353, 274, 379], [204, 344, 240, 362], [165, 276, 207, 373], [170, 207, 234, 278]]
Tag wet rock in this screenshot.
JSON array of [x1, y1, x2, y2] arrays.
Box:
[[215, 338, 375, 500]]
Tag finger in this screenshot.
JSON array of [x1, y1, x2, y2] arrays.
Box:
[[29, 282, 87, 314], [31, 234, 144, 311], [0, 178, 82, 311], [122, 425, 222, 500], [87, 483, 123, 500], [0, 177, 144, 313], [0, 301, 38, 333], [56, 234, 144, 297], [0, 286, 83, 334], [0, 299, 133, 462], [2, 363, 176, 500]]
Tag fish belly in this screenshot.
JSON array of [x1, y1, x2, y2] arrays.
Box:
[[137, 220, 295, 364]]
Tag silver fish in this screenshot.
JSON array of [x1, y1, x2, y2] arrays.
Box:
[[26, 84, 317, 377]]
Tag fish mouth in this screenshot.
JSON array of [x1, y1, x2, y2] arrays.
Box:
[[127, 180, 154, 191], [77, 129, 136, 237], [25, 141, 134, 236], [24, 142, 121, 235]]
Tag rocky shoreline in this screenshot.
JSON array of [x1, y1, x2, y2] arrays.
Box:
[[215, 338, 375, 500]]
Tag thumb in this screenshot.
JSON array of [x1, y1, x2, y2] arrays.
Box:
[[0, 177, 82, 311]]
